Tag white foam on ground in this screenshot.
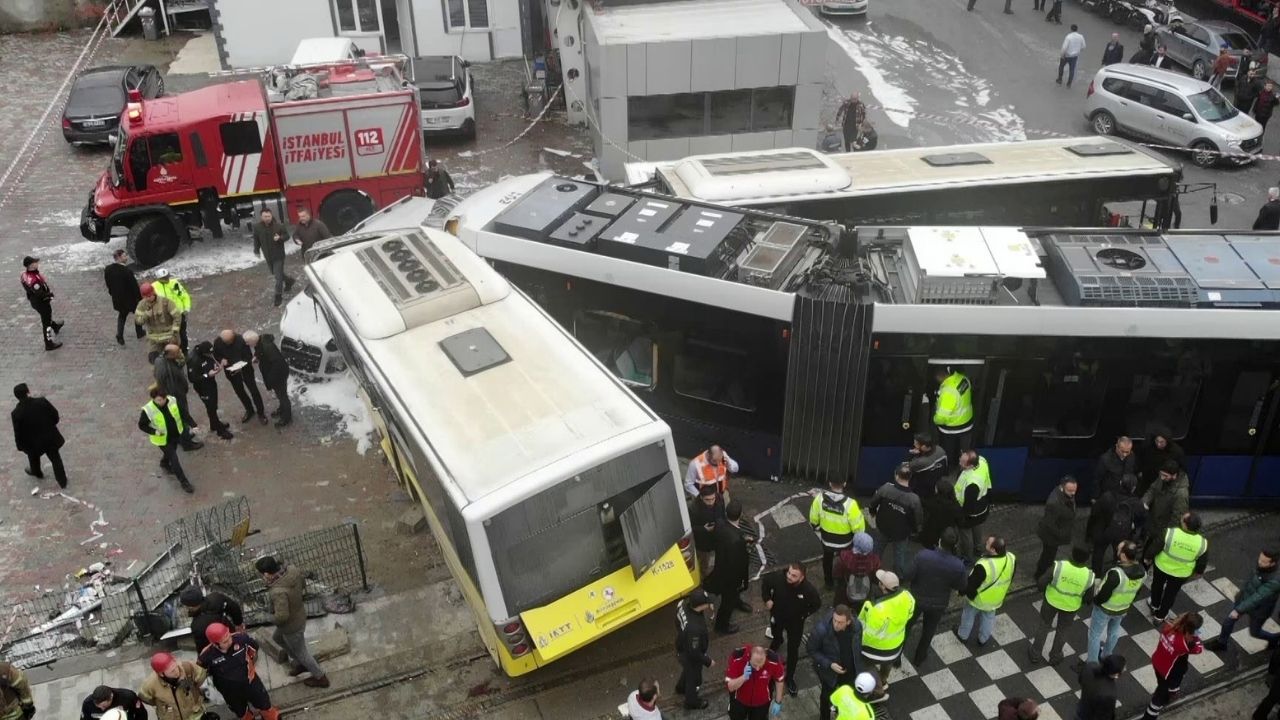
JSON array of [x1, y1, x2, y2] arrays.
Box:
[[825, 21, 917, 128], [30, 232, 299, 280], [292, 372, 375, 455]]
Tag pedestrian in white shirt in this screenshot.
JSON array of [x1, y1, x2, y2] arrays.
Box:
[[626, 679, 663, 720], [1058, 25, 1087, 88]]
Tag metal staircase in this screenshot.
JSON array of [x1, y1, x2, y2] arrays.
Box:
[[104, 0, 152, 37], [105, 0, 210, 37]]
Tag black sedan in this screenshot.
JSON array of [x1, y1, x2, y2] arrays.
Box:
[[62, 65, 164, 145]]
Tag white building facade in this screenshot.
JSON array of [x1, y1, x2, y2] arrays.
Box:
[[210, 0, 527, 68], [574, 0, 826, 180]]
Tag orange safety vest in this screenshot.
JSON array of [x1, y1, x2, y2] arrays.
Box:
[[693, 451, 729, 495]]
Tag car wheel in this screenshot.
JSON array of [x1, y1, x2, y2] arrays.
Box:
[[1192, 59, 1208, 80], [1091, 110, 1117, 136], [463, 118, 476, 141], [1190, 140, 1217, 167], [127, 215, 181, 268]]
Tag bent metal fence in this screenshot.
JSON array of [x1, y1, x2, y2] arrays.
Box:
[[1, 497, 368, 669]]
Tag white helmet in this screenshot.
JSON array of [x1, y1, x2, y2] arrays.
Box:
[[102, 709, 128, 720], [854, 671, 877, 695]]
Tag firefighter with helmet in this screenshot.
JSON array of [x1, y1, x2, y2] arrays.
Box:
[[0, 660, 34, 720], [138, 652, 210, 720], [830, 672, 878, 720], [197, 622, 281, 720]]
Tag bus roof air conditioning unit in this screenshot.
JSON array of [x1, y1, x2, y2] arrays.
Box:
[[736, 222, 808, 289], [897, 227, 1002, 305], [1166, 235, 1280, 308], [1043, 234, 1197, 308]]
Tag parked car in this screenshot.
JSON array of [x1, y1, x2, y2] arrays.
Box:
[[819, 0, 870, 15], [1084, 63, 1263, 167], [62, 65, 163, 145], [411, 55, 475, 139], [1155, 19, 1257, 82]]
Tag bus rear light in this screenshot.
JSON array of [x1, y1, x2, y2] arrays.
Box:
[[511, 642, 530, 656], [685, 554, 696, 571], [502, 621, 522, 635], [677, 536, 692, 550]]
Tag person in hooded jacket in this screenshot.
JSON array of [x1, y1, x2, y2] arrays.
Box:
[[1141, 461, 1191, 565], [181, 586, 245, 653], [103, 249, 145, 346], [1138, 426, 1185, 498], [187, 342, 233, 440], [245, 331, 291, 427], [1088, 474, 1143, 574], [1034, 477, 1078, 580], [834, 532, 880, 613], [904, 527, 966, 666], [11, 383, 68, 489], [138, 652, 208, 720]]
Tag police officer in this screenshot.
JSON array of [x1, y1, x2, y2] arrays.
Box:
[[0, 660, 34, 720], [957, 535, 1015, 647], [932, 366, 973, 465], [1088, 541, 1145, 664], [810, 477, 866, 589], [830, 672, 878, 720], [954, 449, 992, 562], [20, 256, 62, 351], [151, 269, 192, 353], [196, 623, 280, 720], [1149, 512, 1209, 623], [1030, 546, 1095, 666], [858, 570, 915, 699], [674, 589, 715, 710]]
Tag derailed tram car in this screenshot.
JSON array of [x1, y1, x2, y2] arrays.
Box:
[[443, 173, 1280, 503]]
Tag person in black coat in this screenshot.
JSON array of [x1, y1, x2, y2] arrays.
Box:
[[188, 342, 233, 440], [246, 331, 291, 427], [81, 685, 147, 720], [426, 160, 456, 199], [1093, 436, 1135, 500], [11, 383, 67, 488], [1138, 425, 1185, 498], [1101, 33, 1125, 66], [103, 249, 145, 346], [920, 477, 963, 550], [689, 485, 725, 574], [1253, 188, 1280, 231], [214, 328, 266, 424], [705, 500, 750, 634], [1034, 476, 1078, 580], [181, 586, 245, 653], [674, 590, 715, 709], [760, 562, 821, 695]]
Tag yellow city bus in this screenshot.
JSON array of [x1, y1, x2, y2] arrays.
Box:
[[303, 201, 697, 675]]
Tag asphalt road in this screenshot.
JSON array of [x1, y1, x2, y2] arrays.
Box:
[[818, 0, 1274, 229]]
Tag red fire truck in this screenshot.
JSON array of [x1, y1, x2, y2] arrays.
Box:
[[79, 57, 427, 267], [1209, 0, 1277, 25]]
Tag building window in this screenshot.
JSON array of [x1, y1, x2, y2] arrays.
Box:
[[335, 0, 379, 32], [628, 87, 796, 141], [445, 0, 490, 30]]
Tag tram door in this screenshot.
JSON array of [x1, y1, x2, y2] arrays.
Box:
[[1203, 369, 1280, 498]]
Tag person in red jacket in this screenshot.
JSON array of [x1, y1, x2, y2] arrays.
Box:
[[1142, 612, 1203, 719], [724, 644, 786, 720]]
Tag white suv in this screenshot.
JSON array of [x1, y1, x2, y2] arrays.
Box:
[[411, 55, 476, 139], [1083, 63, 1262, 167]]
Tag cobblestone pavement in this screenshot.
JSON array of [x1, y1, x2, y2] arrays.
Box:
[[0, 29, 591, 608]]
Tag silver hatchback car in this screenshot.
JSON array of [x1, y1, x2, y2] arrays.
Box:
[[1083, 64, 1263, 167]]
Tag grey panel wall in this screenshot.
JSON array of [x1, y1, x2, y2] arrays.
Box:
[[627, 44, 648, 96], [736, 34, 782, 89], [692, 37, 737, 91], [648, 40, 692, 95], [780, 33, 801, 86]]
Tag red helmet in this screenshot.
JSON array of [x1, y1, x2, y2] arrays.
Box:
[[140, 282, 155, 297], [205, 622, 231, 644], [150, 652, 176, 674]]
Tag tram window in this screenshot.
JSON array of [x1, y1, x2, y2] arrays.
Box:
[[862, 357, 925, 446], [675, 338, 756, 411], [573, 310, 656, 389], [1031, 356, 1106, 439], [1217, 371, 1271, 452], [1124, 373, 1200, 441]]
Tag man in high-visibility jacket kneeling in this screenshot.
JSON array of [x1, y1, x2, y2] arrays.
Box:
[[1029, 546, 1095, 666], [830, 672, 878, 720], [858, 570, 915, 700], [1149, 512, 1209, 623]]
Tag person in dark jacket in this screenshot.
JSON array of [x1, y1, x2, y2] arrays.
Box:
[[245, 331, 291, 427], [1253, 637, 1280, 720], [426, 159, 456, 199], [187, 342, 233, 440], [904, 527, 966, 666], [1206, 548, 1280, 652], [920, 477, 963, 551], [1075, 655, 1126, 720], [257, 556, 328, 687], [1101, 33, 1125, 65], [11, 383, 68, 489], [214, 328, 267, 424], [867, 463, 924, 574], [998, 697, 1040, 720], [1088, 474, 1141, 573], [1131, 25, 1157, 65], [808, 605, 862, 720], [196, 624, 280, 720], [1141, 462, 1191, 565], [251, 208, 296, 307], [1238, 69, 1264, 112], [1094, 437, 1135, 500], [1253, 188, 1280, 231], [761, 562, 820, 695], [674, 589, 715, 709], [291, 207, 331, 259], [1137, 425, 1184, 498], [1254, 80, 1280, 131], [181, 587, 245, 654], [20, 256, 62, 351], [1035, 476, 1078, 580], [153, 344, 197, 434], [81, 685, 146, 720], [833, 532, 880, 613], [689, 484, 724, 574], [705, 499, 750, 634], [906, 433, 948, 496], [104, 249, 145, 346]]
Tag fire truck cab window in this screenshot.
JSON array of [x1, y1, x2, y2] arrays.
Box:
[[189, 133, 207, 168], [148, 133, 183, 165], [220, 120, 262, 155], [128, 137, 150, 191]]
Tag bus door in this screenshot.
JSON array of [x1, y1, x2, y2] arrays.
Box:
[[1203, 368, 1280, 499], [925, 358, 987, 435]]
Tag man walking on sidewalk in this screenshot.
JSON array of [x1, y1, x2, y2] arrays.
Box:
[[104, 249, 144, 346], [1030, 546, 1094, 665], [1205, 548, 1280, 653], [1057, 25, 1086, 87], [257, 555, 330, 687], [1148, 512, 1208, 623], [1087, 541, 1145, 664], [11, 383, 69, 489]]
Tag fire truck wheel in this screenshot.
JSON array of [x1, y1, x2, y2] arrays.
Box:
[[127, 216, 181, 268], [320, 190, 375, 235]]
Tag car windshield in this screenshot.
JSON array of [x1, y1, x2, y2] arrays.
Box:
[[1188, 89, 1239, 122], [110, 128, 127, 187], [1220, 32, 1253, 51]]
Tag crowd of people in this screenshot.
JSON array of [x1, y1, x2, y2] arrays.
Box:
[[625, 368, 1280, 720]]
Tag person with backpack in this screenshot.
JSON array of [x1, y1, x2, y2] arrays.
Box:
[[867, 463, 924, 575], [1089, 474, 1142, 574], [957, 535, 1015, 647], [1087, 541, 1145, 665], [833, 532, 880, 614]]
